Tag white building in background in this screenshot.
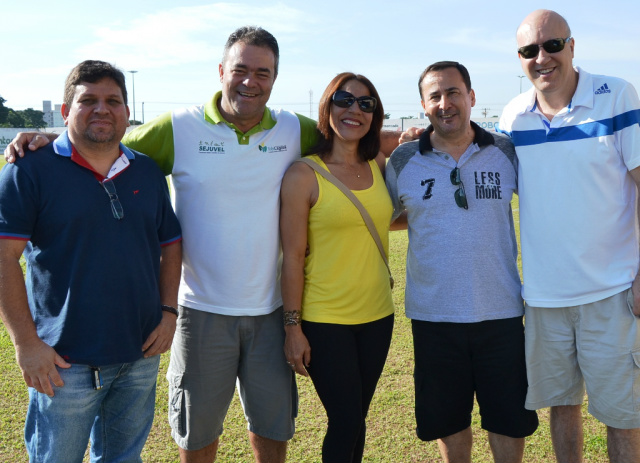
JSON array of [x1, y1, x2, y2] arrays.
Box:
[[42, 101, 52, 126], [383, 116, 500, 133], [42, 101, 64, 127]]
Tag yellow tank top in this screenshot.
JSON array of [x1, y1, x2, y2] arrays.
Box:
[[301, 154, 395, 324]]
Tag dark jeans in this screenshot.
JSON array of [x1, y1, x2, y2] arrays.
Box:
[[303, 314, 394, 463]]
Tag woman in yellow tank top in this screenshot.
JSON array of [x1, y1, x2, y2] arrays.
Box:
[[280, 72, 395, 463]]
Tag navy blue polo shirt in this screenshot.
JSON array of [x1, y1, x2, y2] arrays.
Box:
[[0, 131, 182, 365]]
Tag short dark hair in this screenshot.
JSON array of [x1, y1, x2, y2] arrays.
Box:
[[312, 72, 384, 162], [418, 61, 472, 99], [63, 60, 127, 107], [223, 26, 280, 78]]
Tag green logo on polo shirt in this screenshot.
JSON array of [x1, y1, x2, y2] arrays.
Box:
[[258, 143, 287, 153]]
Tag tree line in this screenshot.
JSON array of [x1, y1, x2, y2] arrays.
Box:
[[0, 96, 46, 128]]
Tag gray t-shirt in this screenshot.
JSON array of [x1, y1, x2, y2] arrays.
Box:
[[386, 123, 523, 322]]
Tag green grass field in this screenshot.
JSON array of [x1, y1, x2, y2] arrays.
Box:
[[0, 166, 610, 462]]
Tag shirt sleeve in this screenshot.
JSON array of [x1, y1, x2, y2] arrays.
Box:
[[614, 82, 640, 171], [122, 112, 175, 176], [295, 113, 320, 155], [496, 118, 511, 138], [385, 157, 404, 221], [149, 161, 182, 246], [0, 162, 37, 240]]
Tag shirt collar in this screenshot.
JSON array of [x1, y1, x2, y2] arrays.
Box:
[[204, 91, 277, 132], [525, 66, 589, 114], [570, 66, 593, 110], [52, 129, 135, 160], [418, 121, 494, 155]]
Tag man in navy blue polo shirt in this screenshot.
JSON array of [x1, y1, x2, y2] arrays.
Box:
[[0, 60, 182, 463]]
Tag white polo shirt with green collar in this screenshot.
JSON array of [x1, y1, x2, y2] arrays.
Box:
[[123, 91, 318, 316]]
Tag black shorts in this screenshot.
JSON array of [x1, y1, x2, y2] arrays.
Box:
[[412, 316, 538, 441]]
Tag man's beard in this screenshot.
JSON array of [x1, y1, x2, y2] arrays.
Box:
[[85, 127, 116, 144]]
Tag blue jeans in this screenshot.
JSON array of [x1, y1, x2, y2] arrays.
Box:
[[25, 355, 160, 463]]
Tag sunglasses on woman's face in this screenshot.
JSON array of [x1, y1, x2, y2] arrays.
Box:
[[517, 37, 572, 60], [332, 90, 377, 113]]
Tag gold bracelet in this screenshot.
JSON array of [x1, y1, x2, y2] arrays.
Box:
[[283, 310, 302, 326]]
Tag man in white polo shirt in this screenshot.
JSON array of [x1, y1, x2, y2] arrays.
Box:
[[498, 9, 640, 463]]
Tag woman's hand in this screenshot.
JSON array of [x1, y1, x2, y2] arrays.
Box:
[[284, 325, 311, 377]]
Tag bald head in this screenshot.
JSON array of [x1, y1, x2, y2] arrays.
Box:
[[516, 9, 577, 108], [517, 9, 571, 42]]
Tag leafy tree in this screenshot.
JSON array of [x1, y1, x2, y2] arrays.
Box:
[[5, 110, 25, 127], [384, 112, 391, 119], [0, 106, 46, 129], [17, 108, 46, 129], [0, 96, 46, 128], [0, 96, 9, 124]]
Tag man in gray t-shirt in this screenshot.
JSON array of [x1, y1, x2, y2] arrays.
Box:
[[386, 61, 538, 463]]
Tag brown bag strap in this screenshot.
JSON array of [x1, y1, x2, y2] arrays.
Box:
[[297, 157, 393, 287]]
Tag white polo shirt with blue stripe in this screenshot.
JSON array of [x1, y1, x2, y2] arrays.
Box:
[[498, 67, 640, 308]]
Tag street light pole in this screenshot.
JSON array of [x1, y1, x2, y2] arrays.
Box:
[[128, 70, 138, 124], [518, 75, 525, 93]]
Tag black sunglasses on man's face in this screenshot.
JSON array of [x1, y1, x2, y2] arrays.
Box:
[[518, 37, 572, 60]]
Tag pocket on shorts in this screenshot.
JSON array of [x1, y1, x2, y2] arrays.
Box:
[[631, 351, 640, 412], [168, 373, 187, 437], [627, 288, 637, 318]]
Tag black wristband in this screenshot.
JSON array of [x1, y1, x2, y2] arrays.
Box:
[[161, 305, 179, 317]]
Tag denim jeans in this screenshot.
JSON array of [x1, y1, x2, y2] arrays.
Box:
[[25, 355, 160, 463]]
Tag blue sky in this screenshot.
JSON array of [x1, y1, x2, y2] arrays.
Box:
[[2, 0, 639, 121]]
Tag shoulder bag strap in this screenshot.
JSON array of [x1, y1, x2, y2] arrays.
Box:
[[297, 157, 394, 288]]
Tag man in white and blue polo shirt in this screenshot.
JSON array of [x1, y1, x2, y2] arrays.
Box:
[[0, 60, 182, 462], [498, 9, 640, 462]]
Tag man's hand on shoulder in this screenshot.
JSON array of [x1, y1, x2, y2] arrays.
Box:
[[399, 127, 425, 144], [4, 132, 58, 163], [16, 338, 70, 397]]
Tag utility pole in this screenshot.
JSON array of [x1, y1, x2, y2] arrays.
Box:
[[128, 70, 138, 124], [518, 75, 525, 93]]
